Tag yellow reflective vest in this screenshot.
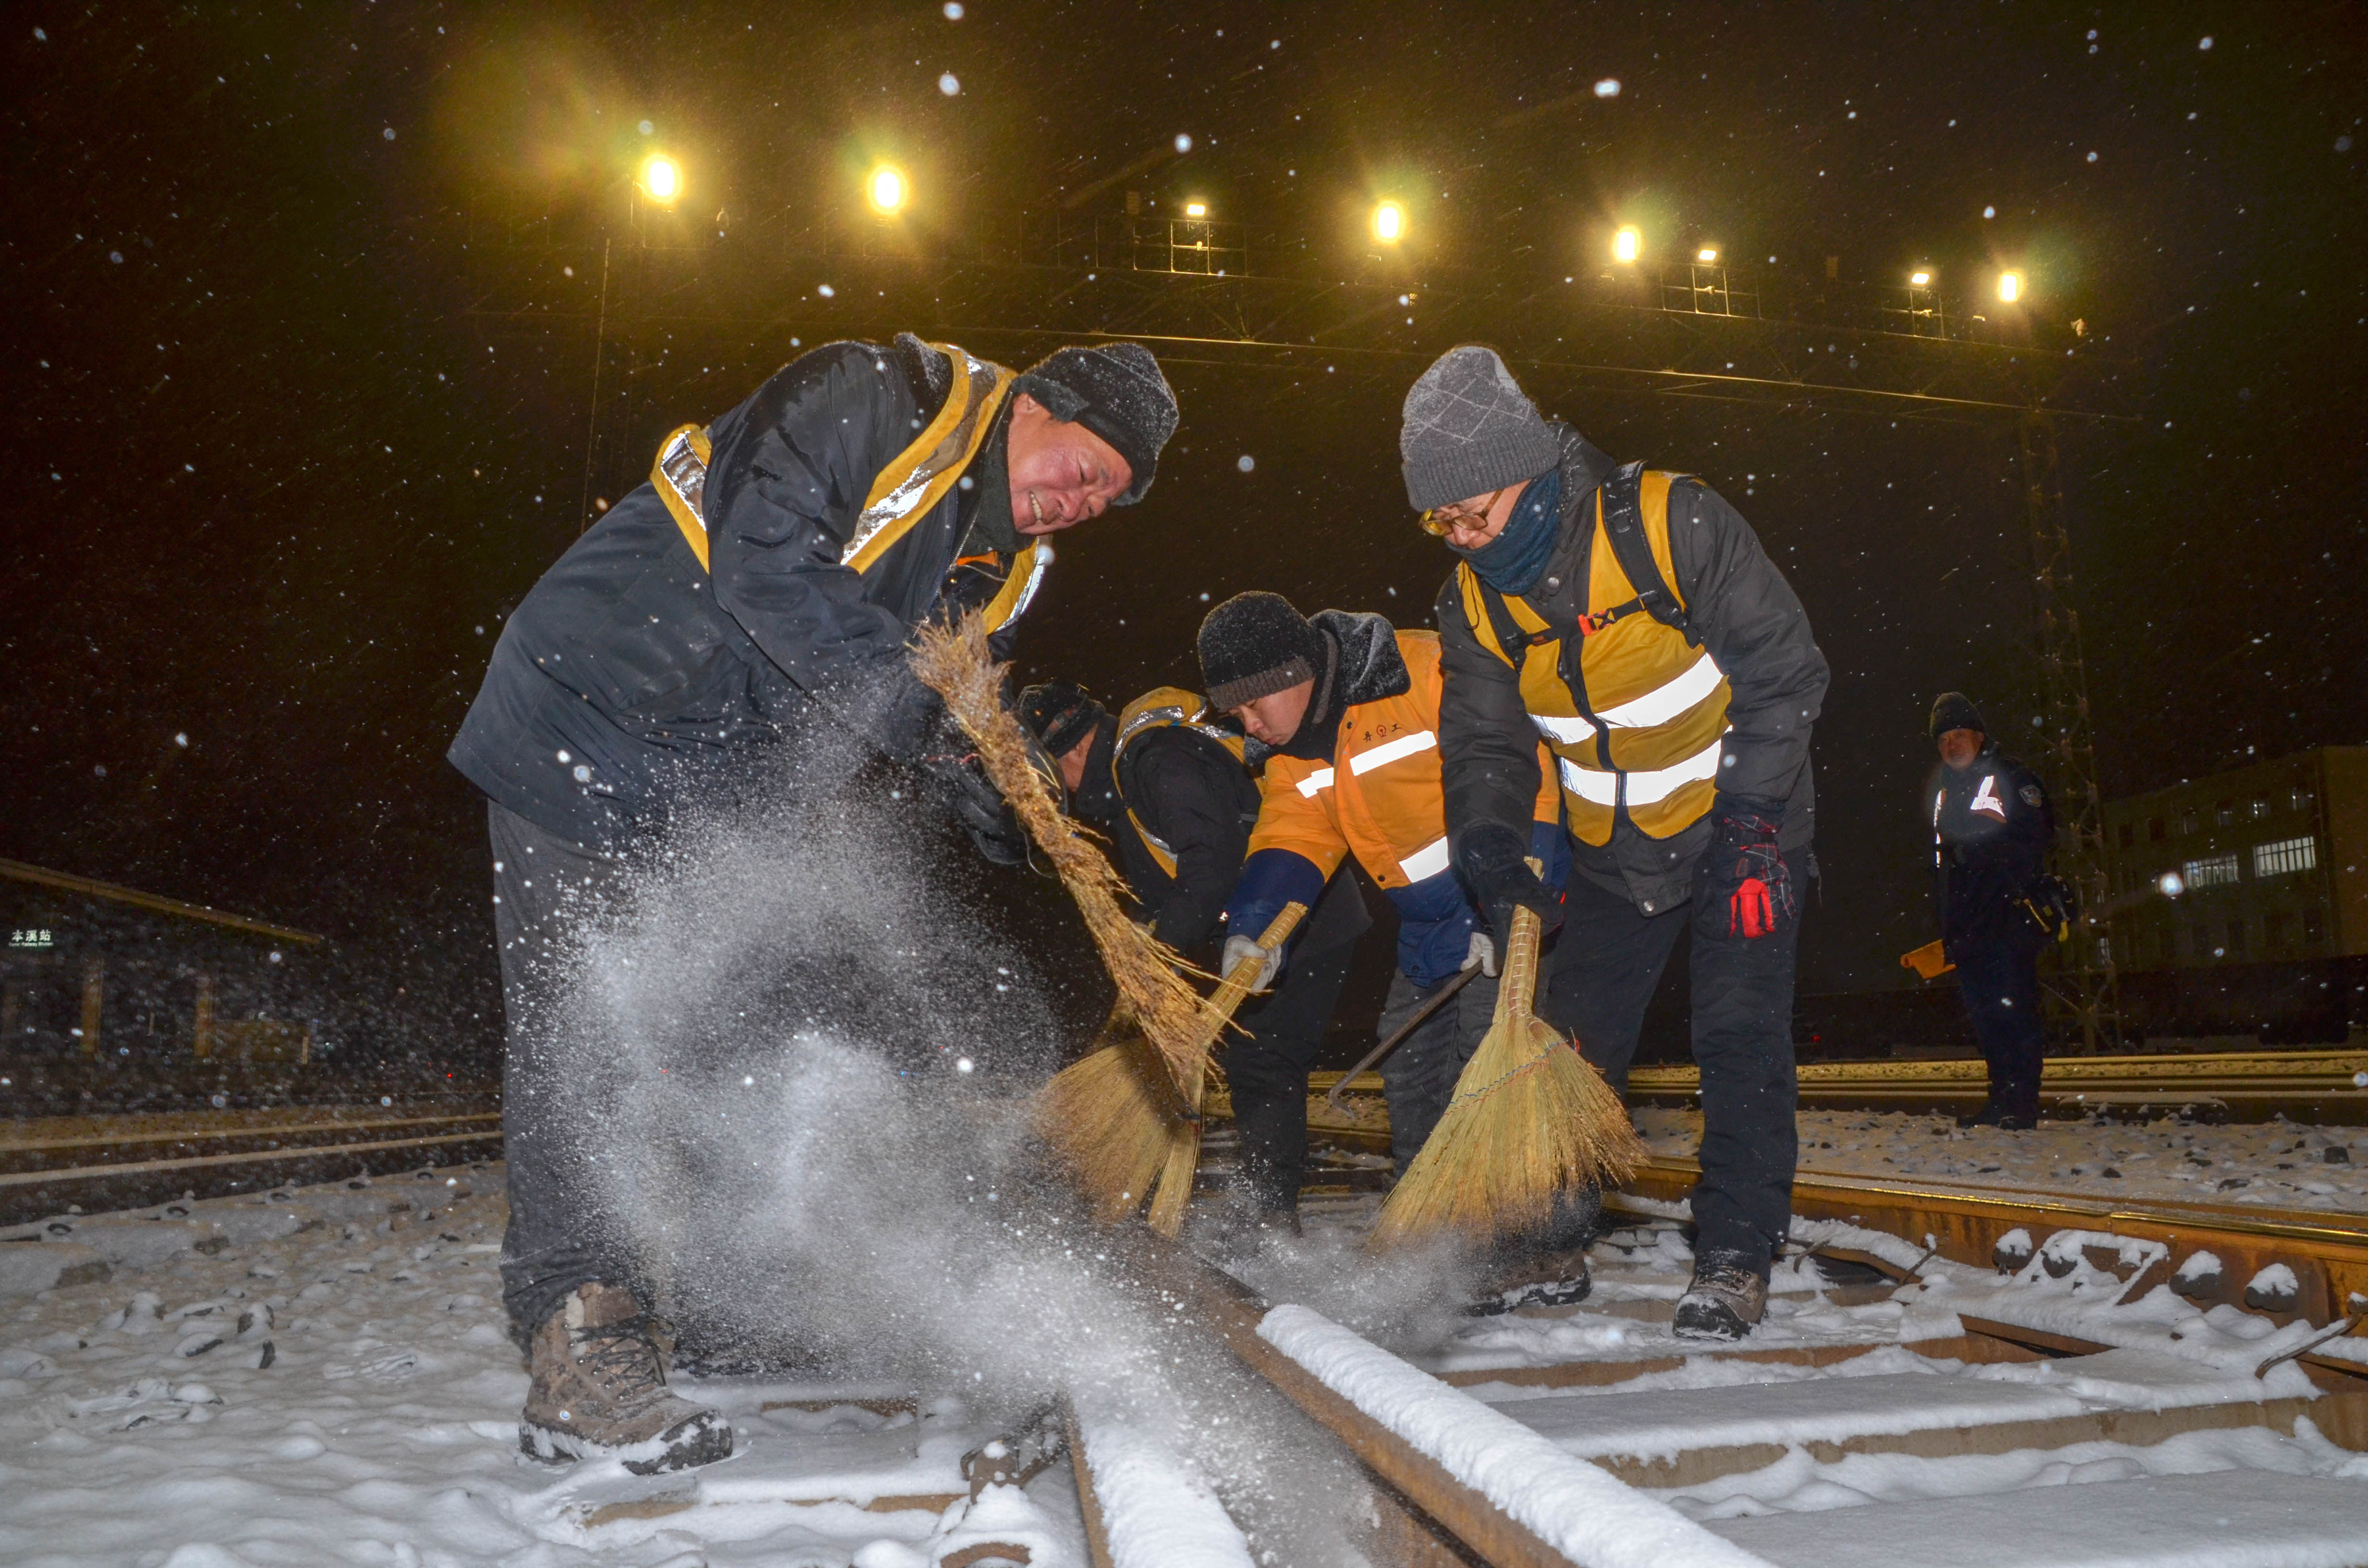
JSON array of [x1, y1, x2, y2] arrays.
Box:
[[1109, 686, 1246, 878], [1454, 470, 1732, 846], [646, 341, 1048, 636]]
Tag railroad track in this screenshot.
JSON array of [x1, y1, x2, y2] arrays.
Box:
[[24, 1090, 2368, 1564], [1626, 1046, 2368, 1124], [0, 1101, 502, 1224]]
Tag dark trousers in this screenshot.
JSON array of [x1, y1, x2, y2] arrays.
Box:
[[1225, 938, 1357, 1214], [1376, 964, 1510, 1176], [488, 800, 629, 1335], [1954, 938, 2046, 1110], [1542, 866, 1800, 1265]]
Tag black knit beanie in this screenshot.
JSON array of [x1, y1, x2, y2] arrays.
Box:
[[1017, 680, 1108, 757], [1197, 592, 1329, 712], [1011, 343, 1179, 506], [1928, 691, 1987, 738]]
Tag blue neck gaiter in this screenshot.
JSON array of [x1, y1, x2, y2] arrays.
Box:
[[1453, 466, 1562, 597]]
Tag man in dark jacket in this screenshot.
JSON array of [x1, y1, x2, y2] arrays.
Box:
[[1016, 680, 1369, 1229], [1410, 344, 1828, 1341], [450, 334, 1176, 1473], [1926, 692, 2058, 1130]]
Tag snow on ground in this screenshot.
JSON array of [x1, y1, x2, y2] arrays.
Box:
[[0, 1168, 1084, 1568], [1635, 1104, 2368, 1212]]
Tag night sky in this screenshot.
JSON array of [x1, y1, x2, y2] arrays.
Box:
[[5, 3, 2363, 1069]]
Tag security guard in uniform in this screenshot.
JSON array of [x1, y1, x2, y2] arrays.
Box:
[[1201, 593, 1581, 1299], [1406, 344, 1828, 1341], [1926, 692, 2059, 1129], [451, 335, 1178, 1472], [1017, 680, 1369, 1231]]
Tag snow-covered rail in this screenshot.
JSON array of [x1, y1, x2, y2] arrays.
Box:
[[1617, 1154, 2368, 1342]]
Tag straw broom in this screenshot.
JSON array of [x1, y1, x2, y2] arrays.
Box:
[[910, 613, 1233, 1223], [1143, 901, 1308, 1236], [1368, 880, 1643, 1250]]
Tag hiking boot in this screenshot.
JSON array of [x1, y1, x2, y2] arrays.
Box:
[[1957, 1096, 2042, 1131], [1673, 1250, 1768, 1341], [1468, 1246, 1592, 1315], [519, 1282, 733, 1474]]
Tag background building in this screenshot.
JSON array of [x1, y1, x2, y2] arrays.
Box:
[[2099, 747, 2368, 1043]]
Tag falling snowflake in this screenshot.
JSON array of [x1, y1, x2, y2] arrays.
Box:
[[943, 1, 963, 15], [938, 72, 960, 95], [1237, 455, 1255, 472], [1173, 133, 1193, 153], [1593, 78, 1620, 98]]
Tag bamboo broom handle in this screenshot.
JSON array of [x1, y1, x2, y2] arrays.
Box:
[[1501, 856, 1548, 1026]]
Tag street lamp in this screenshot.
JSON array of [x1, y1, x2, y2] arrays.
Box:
[[1184, 200, 1208, 219], [867, 165, 907, 216], [1998, 270, 2024, 303], [639, 154, 682, 204], [1909, 268, 1934, 287], [1696, 245, 1720, 264], [1612, 225, 1641, 263], [1373, 200, 1405, 243]]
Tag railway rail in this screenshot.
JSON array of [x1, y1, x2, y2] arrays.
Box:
[[1625, 1045, 2368, 1124], [20, 1089, 2368, 1565], [0, 1101, 502, 1224]]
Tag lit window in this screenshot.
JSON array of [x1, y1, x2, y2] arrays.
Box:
[[2183, 853, 2240, 889], [2252, 835, 2318, 878], [2250, 796, 2271, 819], [2291, 789, 2314, 814]]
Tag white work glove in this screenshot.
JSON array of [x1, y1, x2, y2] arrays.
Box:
[[1223, 932, 1283, 992], [1463, 931, 1499, 978]]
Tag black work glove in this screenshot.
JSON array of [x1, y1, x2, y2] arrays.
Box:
[[920, 750, 1028, 867], [1706, 795, 1794, 940], [1456, 823, 1562, 940]]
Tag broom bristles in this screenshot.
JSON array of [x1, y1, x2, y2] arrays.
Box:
[[1370, 902, 1644, 1251], [1368, 1015, 1642, 1249], [1038, 1027, 1184, 1225], [911, 617, 1214, 1092]]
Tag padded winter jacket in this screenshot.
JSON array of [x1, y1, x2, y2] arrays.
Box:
[[1437, 425, 1828, 917], [449, 336, 1041, 848], [1227, 612, 1560, 987], [1929, 748, 2055, 956]]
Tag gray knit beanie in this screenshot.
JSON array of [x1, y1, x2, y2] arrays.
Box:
[[1399, 344, 1563, 511]]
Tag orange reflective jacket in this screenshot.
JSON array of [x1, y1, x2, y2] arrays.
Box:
[[1251, 629, 1558, 889]]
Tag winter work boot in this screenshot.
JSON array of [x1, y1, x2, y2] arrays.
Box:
[[1673, 1250, 1769, 1341], [1468, 1247, 1592, 1316], [1958, 1096, 2042, 1132], [520, 1282, 734, 1473]]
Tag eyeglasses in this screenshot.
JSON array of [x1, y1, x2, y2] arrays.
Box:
[[1418, 487, 1505, 538]]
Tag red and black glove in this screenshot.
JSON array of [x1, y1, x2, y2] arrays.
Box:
[[1707, 797, 1794, 940]]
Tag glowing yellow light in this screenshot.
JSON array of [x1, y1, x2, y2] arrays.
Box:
[[1612, 225, 1640, 263], [1910, 268, 1933, 287], [1696, 245, 1719, 264], [1373, 200, 1405, 243], [640, 155, 682, 204], [1998, 270, 2023, 303], [868, 165, 907, 215], [1184, 200, 1208, 218]]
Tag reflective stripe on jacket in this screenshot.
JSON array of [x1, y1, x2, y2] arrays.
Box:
[[1111, 687, 1248, 878], [1454, 470, 1731, 846], [1252, 631, 1556, 891]]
